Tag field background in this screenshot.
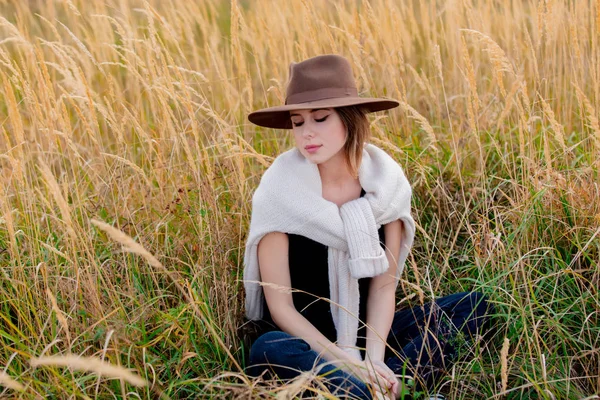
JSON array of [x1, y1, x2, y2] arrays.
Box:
[[0, 0, 599, 398]]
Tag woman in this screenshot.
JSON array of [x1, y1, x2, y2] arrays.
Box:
[[242, 54, 494, 399]]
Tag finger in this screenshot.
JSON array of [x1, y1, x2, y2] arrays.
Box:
[[358, 367, 382, 387], [374, 361, 396, 379], [373, 364, 395, 385], [369, 370, 392, 390], [373, 386, 392, 399], [373, 389, 387, 400], [361, 363, 393, 389], [370, 361, 394, 378], [391, 380, 398, 396]]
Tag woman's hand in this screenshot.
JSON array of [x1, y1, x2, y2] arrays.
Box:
[[373, 388, 393, 400], [343, 359, 396, 397], [370, 360, 400, 397]]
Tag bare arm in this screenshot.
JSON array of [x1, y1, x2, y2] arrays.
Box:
[[257, 232, 358, 365], [258, 231, 398, 395], [365, 219, 404, 362]]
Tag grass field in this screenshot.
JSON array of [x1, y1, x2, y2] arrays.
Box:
[[0, 0, 599, 398]]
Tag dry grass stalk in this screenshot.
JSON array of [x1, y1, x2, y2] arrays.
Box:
[[233, 134, 273, 168], [523, 26, 540, 83], [398, 100, 438, 153], [275, 371, 315, 399], [466, 93, 477, 135], [301, 0, 319, 51], [569, 16, 582, 65], [57, 20, 97, 67], [100, 153, 152, 187], [1, 187, 18, 259], [597, 0, 600, 35], [460, 34, 480, 114], [38, 158, 78, 241], [253, 280, 293, 294], [539, 94, 566, 152], [46, 289, 71, 346], [573, 83, 600, 151], [514, 67, 531, 110], [30, 355, 147, 387], [0, 372, 24, 392], [2, 75, 25, 151], [537, 0, 547, 45], [63, 0, 81, 16], [408, 258, 425, 305], [594, 0, 600, 36], [495, 80, 524, 132], [0, 15, 31, 48], [433, 44, 443, 82], [543, 131, 552, 180], [406, 64, 436, 101], [230, 0, 252, 108], [90, 219, 163, 271], [461, 29, 515, 98], [500, 337, 509, 393]]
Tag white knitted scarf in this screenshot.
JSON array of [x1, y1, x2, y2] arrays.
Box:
[[243, 143, 416, 361]]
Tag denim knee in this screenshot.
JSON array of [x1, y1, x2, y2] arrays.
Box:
[[476, 291, 494, 312], [470, 291, 496, 335], [464, 292, 494, 320], [450, 291, 495, 343], [247, 331, 314, 378]]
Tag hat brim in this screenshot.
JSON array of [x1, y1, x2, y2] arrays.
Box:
[[247, 97, 400, 129]]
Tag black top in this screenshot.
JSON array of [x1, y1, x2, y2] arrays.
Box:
[[260, 188, 387, 359]]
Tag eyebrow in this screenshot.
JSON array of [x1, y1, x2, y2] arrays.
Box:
[[289, 108, 330, 117]]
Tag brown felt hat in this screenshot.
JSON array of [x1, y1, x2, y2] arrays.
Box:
[[247, 54, 400, 129]]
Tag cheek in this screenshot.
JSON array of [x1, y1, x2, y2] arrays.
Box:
[[292, 130, 302, 143], [330, 122, 347, 145]]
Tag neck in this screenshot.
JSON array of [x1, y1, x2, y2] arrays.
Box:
[[317, 151, 355, 186]]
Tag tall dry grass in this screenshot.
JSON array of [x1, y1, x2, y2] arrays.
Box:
[[0, 0, 598, 398]]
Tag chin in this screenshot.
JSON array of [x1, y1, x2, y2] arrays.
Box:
[[302, 153, 327, 164]]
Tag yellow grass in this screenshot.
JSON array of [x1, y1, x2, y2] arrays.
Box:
[[30, 355, 147, 387], [500, 337, 510, 395], [0, 372, 25, 392]]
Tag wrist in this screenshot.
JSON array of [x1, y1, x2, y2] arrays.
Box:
[[365, 342, 386, 363], [318, 344, 362, 371], [366, 352, 385, 363]]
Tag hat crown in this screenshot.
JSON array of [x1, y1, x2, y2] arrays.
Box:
[[285, 54, 357, 105], [247, 53, 399, 129]]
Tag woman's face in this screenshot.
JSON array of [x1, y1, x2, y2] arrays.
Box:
[[290, 107, 347, 164]]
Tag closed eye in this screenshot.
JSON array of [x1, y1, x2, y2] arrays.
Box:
[[292, 116, 328, 127]]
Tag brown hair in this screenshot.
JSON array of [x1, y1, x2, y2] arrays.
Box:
[[335, 105, 371, 178]]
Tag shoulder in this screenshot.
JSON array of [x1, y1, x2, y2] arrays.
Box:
[[253, 147, 308, 201], [361, 143, 406, 175], [258, 232, 289, 248], [260, 232, 327, 252], [383, 219, 403, 232], [257, 233, 289, 266], [363, 143, 396, 162]]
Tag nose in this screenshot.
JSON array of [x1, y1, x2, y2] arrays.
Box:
[[301, 125, 315, 139]]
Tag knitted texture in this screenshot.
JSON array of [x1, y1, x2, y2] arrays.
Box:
[[340, 197, 388, 279], [243, 143, 416, 361]]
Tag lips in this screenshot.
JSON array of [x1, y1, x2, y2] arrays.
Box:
[[305, 145, 321, 150]]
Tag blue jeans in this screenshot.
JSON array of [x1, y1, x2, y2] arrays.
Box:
[[246, 291, 495, 399]]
